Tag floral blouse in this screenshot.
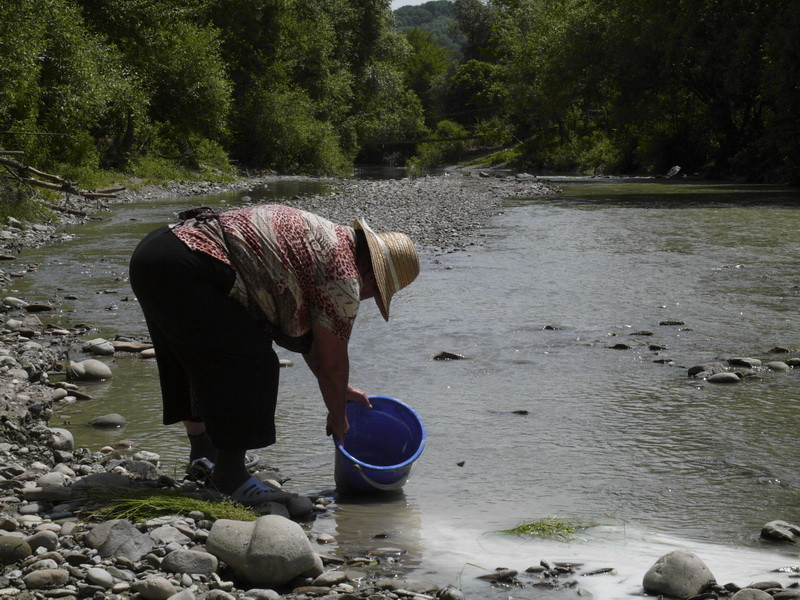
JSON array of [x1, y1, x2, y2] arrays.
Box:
[[172, 205, 360, 353]]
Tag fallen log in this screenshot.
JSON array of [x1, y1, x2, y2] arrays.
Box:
[[0, 156, 125, 200]]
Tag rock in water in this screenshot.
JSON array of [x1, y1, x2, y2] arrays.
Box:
[[760, 520, 800, 543], [642, 550, 715, 598]]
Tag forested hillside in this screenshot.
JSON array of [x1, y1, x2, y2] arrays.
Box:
[[393, 1, 462, 55], [1, 0, 798, 192]]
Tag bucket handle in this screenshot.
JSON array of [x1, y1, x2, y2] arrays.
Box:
[[353, 463, 415, 492]]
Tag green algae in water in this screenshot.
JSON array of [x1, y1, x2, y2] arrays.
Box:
[[89, 489, 259, 522], [501, 517, 594, 540]]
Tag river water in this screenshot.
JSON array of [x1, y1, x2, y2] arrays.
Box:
[[9, 177, 800, 598]]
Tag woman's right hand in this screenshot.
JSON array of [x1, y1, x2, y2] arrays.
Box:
[[327, 412, 349, 443]]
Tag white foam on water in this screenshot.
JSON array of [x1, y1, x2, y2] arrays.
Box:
[[412, 519, 800, 599]]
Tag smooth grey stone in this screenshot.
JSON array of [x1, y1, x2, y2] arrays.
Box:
[[85, 519, 155, 561], [88, 413, 127, 428], [37, 472, 67, 487], [47, 428, 74, 451], [0, 536, 31, 565], [642, 550, 715, 598], [287, 495, 314, 519], [760, 520, 800, 543], [766, 361, 790, 371], [787, 357, 800, 367], [688, 362, 726, 377], [25, 530, 58, 552], [132, 450, 160, 464], [68, 358, 112, 380], [150, 526, 191, 546], [244, 589, 281, 600], [72, 472, 135, 489], [86, 566, 114, 588], [731, 590, 775, 600], [2, 296, 28, 308], [83, 338, 115, 356], [119, 459, 159, 479], [728, 357, 762, 368], [18, 503, 41, 515], [22, 568, 69, 589], [438, 585, 467, 600], [707, 372, 741, 383], [130, 575, 177, 600], [161, 548, 218, 575], [206, 515, 316, 587], [28, 557, 59, 570], [312, 570, 348, 586], [376, 578, 436, 593]]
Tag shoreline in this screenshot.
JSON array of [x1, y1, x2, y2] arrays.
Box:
[[0, 171, 566, 599]]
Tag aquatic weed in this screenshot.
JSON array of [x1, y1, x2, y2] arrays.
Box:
[[88, 489, 258, 522], [500, 517, 594, 540]]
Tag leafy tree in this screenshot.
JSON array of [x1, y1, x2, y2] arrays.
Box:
[[402, 28, 451, 121], [1, 0, 146, 170], [77, 0, 231, 162]]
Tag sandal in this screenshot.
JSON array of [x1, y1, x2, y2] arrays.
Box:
[[225, 475, 284, 506]]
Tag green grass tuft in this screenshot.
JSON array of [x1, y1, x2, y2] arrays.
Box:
[[88, 489, 259, 522], [500, 517, 594, 540]]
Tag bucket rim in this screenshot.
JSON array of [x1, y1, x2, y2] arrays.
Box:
[[335, 395, 426, 471]]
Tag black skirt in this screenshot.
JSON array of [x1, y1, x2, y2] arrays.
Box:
[[129, 226, 279, 449]]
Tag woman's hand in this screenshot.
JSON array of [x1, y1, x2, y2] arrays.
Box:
[[327, 412, 349, 443], [346, 385, 372, 408]]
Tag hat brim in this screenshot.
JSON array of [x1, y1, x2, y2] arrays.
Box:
[[354, 218, 392, 321]]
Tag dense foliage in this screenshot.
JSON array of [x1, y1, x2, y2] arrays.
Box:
[[1, 0, 797, 185], [394, 0, 463, 55], [404, 0, 800, 182], [0, 0, 424, 183]]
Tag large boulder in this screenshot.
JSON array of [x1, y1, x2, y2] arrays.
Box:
[[642, 550, 716, 598], [206, 515, 317, 587]]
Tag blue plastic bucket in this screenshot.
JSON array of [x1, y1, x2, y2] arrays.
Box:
[[334, 395, 426, 494]]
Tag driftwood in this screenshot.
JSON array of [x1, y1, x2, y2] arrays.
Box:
[[0, 155, 125, 200]]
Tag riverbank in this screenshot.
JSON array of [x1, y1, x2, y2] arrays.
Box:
[[0, 171, 566, 599], [3, 173, 798, 600]]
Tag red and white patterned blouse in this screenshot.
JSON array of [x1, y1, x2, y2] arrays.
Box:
[[172, 205, 361, 353]]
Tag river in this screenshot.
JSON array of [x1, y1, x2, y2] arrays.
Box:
[[9, 177, 800, 598]]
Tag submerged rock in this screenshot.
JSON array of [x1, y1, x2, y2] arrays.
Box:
[[707, 372, 741, 384], [688, 362, 727, 378], [89, 414, 127, 428], [433, 351, 467, 360], [766, 361, 790, 371], [728, 357, 763, 368], [67, 358, 113, 380], [760, 520, 800, 543]]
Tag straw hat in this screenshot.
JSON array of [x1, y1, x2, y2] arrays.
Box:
[[354, 218, 419, 321]]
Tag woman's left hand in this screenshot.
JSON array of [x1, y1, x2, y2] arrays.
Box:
[[346, 385, 372, 408]]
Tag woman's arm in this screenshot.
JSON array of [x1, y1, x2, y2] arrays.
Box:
[[303, 323, 370, 442]]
